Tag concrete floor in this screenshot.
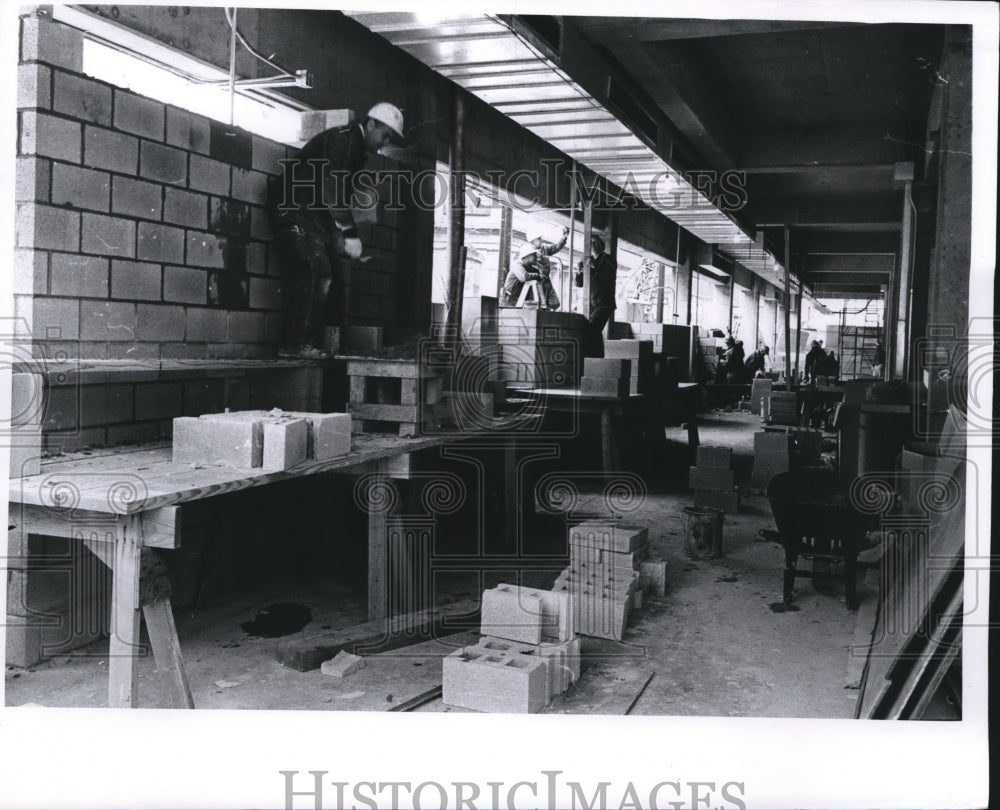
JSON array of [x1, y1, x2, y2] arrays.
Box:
[[5, 411, 873, 717]]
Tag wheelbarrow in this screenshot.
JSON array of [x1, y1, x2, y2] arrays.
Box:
[[763, 470, 876, 610]]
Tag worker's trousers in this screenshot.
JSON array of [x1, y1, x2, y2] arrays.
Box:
[[274, 226, 346, 349]]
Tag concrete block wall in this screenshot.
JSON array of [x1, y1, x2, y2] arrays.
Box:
[[15, 12, 402, 362]]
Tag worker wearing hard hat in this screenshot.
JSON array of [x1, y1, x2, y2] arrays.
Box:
[[501, 225, 569, 310], [270, 102, 404, 359]]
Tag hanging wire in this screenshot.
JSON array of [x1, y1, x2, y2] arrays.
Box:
[[224, 7, 296, 80]]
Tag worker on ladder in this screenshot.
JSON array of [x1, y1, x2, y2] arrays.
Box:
[[501, 226, 569, 309]]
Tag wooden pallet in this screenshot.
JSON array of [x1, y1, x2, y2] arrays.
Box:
[[344, 358, 445, 437]]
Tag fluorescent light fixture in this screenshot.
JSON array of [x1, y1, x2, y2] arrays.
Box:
[[698, 264, 731, 281]]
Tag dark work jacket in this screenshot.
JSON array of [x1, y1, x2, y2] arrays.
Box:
[[270, 123, 368, 237], [586, 252, 617, 312]]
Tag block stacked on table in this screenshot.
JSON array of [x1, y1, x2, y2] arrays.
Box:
[[551, 520, 667, 641], [603, 339, 655, 394], [751, 429, 794, 488], [689, 445, 740, 513], [442, 583, 579, 713], [750, 379, 773, 415], [766, 391, 799, 425], [343, 357, 445, 437], [172, 409, 351, 469], [580, 357, 630, 398]]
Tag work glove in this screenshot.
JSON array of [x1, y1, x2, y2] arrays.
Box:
[[343, 237, 363, 259]]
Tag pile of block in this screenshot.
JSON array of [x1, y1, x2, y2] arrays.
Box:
[[442, 584, 580, 713], [766, 391, 800, 425], [689, 445, 740, 513], [344, 357, 445, 437], [552, 520, 667, 641], [750, 427, 822, 489], [497, 309, 586, 389], [580, 357, 631, 397], [172, 409, 351, 470], [603, 339, 655, 395]]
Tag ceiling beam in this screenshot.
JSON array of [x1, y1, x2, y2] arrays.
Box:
[[793, 231, 901, 254], [739, 126, 907, 169], [571, 18, 861, 43], [752, 195, 902, 228], [798, 255, 895, 273], [807, 272, 892, 287]]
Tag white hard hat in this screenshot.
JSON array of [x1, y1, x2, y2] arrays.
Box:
[[526, 228, 546, 243], [366, 102, 405, 141]]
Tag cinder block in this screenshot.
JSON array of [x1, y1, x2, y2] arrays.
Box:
[[51, 163, 110, 211], [20, 16, 84, 72], [8, 428, 43, 478], [633, 589, 644, 609], [261, 418, 308, 471], [140, 141, 186, 185], [320, 650, 366, 678], [172, 415, 263, 468], [754, 430, 793, 455], [476, 635, 580, 698], [4, 614, 43, 668], [17, 62, 51, 110], [750, 379, 772, 415], [583, 357, 631, 379], [135, 222, 185, 264], [442, 647, 548, 713], [17, 203, 80, 252], [84, 125, 139, 175], [20, 111, 81, 164], [480, 586, 544, 644], [188, 154, 231, 196], [693, 488, 741, 514], [111, 260, 162, 301], [163, 187, 208, 229], [112, 176, 163, 220], [164, 266, 208, 304], [340, 326, 384, 353], [80, 212, 135, 257], [569, 521, 648, 553], [695, 445, 732, 469], [688, 466, 735, 491], [580, 375, 629, 397], [52, 70, 112, 125], [11, 373, 45, 427], [489, 584, 572, 642]]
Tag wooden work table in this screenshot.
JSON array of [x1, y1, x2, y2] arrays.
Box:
[[507, 383, 700, 470], [6, 433, 464, 709]]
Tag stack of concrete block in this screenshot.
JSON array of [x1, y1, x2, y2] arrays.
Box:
[[442, 583, 579, 713], [767, 391, 800, 425], [603, 339, 655, 394], [8, 372, 46, 478], [689, 445, 740, 513], [172, 409, 351, 470], [551, 520, 666, 641], [750, 378, 772, 415], [751, 429, 795, 488], [580, 357, 631, 398]]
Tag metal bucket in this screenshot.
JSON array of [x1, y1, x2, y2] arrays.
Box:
[[683, 506, 724, 558]]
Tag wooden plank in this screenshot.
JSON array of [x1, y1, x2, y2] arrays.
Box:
[[543, 662, 656, 715], [109, 514, 143, 709], [142, 596, 195, 709], [10, 435, 462, 515], [388, 685, 442, 712], [350, 403, 419, 422], [10, 504, 181, 549], [342, 359, 423, 378], [276, 599, 482, 672], [367, 459, 389, 623]]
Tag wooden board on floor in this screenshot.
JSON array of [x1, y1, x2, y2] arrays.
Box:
[[542, 662, 655, 715], [276, 599, 481, 671]]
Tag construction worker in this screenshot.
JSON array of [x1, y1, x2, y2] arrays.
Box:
[[575, 233, 618, 333], [745, 345, 770, 378], [803, 340, 826, 383], [501, 226, 569, 309], [269, 102, 404, 359]]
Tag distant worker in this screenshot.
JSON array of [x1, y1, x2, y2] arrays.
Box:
[[575, 233, 618, 353], [803, 340, 826, 383], [269, 102, 405, 359], [726, 339, 747, 383], [745, 345, 770, 378], [502, 226, 569, 309], [872, 340, 885, 377]]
